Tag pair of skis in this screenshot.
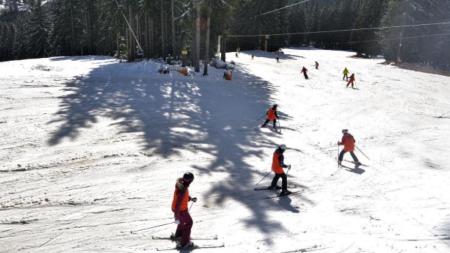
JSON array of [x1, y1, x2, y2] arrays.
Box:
[[153, 235, 224, 251], [254, 185, 301, 198]]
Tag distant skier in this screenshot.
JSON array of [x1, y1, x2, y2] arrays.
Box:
[[171, 172, 197, 250], [337, 129, 361, 166], [315, 61, 319, 70], [346, 73, 355, 88], [276, 56, 280, 63], [343, 67, 349, 81], [223, 69, 232, 81], [251, 54, 255, 60], [269, 144, 291, 196], [261, 104, 279, 129], [301, 66, 309, 79]]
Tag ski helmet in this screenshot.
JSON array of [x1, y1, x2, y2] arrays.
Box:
[[183, 172, 194, 182], [342, 129, 349, 134], [278, 144, 287, 151]]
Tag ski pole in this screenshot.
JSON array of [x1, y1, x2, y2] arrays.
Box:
[[131, 221, 175, 233], [337, 144, 340, 167], [355, 146, 370, 160], [189, 201, 195, 212], [285, 165, 292, 176], [255, 171, 271, 186]]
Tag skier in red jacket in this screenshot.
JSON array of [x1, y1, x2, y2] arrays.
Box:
[[269, 144, 291, 196], [338, 129, 361, 166], [171, 172, 197, 250], [261, 104, 279, 129]]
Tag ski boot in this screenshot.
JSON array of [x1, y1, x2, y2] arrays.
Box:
[[176, 242, 195, 250], [280, 190, 292, 196], [170, 233, 181, 242]]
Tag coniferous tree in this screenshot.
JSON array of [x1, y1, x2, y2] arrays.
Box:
[[27, 0, 49, 58]]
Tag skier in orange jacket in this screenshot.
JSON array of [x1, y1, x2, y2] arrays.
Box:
[[171, 172, 197, 250], [269, 144, 291, 196], [338, 129, 360, 166], [261, 104, 279, 129]]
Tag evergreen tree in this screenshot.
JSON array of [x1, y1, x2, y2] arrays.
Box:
[[26, 0, 49, 58]]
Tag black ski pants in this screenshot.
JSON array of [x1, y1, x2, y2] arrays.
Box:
[[262, 119, 277, 128], [270, 172, 287, 191], [338, 150, 359, 162]]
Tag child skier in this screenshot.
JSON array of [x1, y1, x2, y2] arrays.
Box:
[[346, 73, 355, 88], [301, 66, 309, 79], [269, 144, 291, 196], [337, 129, 361, 166], [171, 172, 197, 250], [343, 67, 349, 81], [261, 104, 279, 129]]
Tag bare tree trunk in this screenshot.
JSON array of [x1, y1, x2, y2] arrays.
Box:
[[171, 0, 176, 55], [160, 0, 166, 58], [70, 2, 75, 55], [127, 4, 136, 61], [220, 36, 226, 62], [194, 0, 201, 72], [144, 10, 150, 58], [203, 1, 211, 76], [150, 18, 154, 57]]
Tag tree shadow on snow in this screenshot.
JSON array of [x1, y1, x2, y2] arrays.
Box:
[[47, 58, 301, 243]]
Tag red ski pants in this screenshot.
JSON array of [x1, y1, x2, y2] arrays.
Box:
[[175, 210, 193, 246]]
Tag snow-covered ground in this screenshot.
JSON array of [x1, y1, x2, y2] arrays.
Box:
[[1, 48, 449, 253]]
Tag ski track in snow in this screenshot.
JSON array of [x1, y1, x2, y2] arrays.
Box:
[[0, 50, 449, 252]]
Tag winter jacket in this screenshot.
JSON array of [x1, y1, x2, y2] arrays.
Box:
[[272, 149, 287, 174], [266, 108, 278, 121], [172, 178, 190, 214], [340, 133, 356, 152]]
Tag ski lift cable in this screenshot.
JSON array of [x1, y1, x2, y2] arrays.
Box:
[[228, 20, 450, 38], [338, 32, 450, 45], [256, 0, 313, 17], [113, 0, 144, 53]]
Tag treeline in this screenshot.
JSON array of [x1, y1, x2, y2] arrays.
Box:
[[1, 0, 450, 70]]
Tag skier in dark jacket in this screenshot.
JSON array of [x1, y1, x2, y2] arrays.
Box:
[[346, 73, 356, 88], [301, 66, 309, 79]]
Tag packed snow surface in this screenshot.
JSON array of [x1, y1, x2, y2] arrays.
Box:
[[1, 48, 450, 253]]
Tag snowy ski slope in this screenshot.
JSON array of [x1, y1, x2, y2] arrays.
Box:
[[0, 48, 449, 252]]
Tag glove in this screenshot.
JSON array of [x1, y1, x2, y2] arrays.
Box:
[[174, 219, 180, 225], [190, 197, 197, 202]]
